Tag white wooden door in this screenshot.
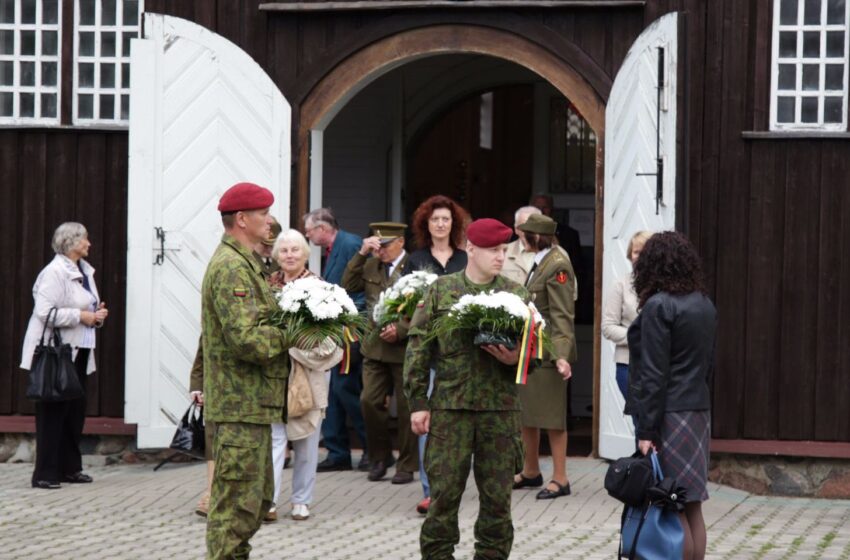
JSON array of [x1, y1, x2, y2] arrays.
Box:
[[600, 12, 678, 460], [124, 14, 291, 448]]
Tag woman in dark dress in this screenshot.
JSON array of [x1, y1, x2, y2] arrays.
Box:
[[407, 195, 470, 514], [627, 231, 716, 560]]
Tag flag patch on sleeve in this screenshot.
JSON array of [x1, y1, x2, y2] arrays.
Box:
[[233, 288, 248, 297], [556, 271, 568, 285]]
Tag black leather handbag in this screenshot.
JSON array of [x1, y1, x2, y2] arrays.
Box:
[[26, 308, 85, 402], [604, 451, 655, 507], [169, 402, 205, 457]]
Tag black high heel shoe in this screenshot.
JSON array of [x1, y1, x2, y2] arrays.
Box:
[[536, 480, 571, 500]]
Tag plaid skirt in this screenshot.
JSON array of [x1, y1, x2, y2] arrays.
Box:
[[658, 410, 710, 502]]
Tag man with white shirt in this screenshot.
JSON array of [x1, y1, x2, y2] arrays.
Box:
[[501, 205, 541, 285], [341, 222, 418, 484]]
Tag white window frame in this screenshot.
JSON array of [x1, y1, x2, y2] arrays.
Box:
[[0, 0, 62, 124], [72, 0, 142, 126], [770, 0, 850, 131]]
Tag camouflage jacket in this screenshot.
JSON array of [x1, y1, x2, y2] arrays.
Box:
[[201, 234, 290, 424], [404, 271, 528, 412], [341, 251, 410, 363], [525, 246, 578, 365]]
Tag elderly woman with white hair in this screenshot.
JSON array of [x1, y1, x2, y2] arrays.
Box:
[[20, 222, 109, 489], [267, 229, 340, 522]]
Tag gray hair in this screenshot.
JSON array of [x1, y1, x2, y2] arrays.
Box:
[[514, 205, 541, 224], [272, 228, 311, 264], [302, 207, 338, 230], [51, 222, 88, 256]]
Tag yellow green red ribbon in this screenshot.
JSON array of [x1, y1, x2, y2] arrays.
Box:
[[340, 326, 358, 374], [515, 307, 543, 384]]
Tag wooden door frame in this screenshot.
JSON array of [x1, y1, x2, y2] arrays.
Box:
[[297, 24, 608, 454]]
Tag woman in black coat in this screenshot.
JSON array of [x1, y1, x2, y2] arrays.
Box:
[[626, 231, 716, 560]]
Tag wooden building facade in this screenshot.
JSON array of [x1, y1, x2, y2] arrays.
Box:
[[1, 0, 849, 457]]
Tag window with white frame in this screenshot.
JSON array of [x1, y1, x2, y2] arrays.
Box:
[[0, 0, 62, 123], [73, 0, 141, 125], [771, 0, 850, 130]]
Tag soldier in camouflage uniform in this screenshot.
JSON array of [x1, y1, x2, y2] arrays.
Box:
[[202, 183, 290, 560], [404, 218, 529, 560]]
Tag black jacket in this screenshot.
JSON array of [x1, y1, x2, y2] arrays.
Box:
[[625, 291, 716, 442]]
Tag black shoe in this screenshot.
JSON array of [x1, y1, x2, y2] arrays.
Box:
[[32, 480, 61, 489], [391, 471, 414, 484], [357, 455, 370, 472], [536, 480, 571, 500], [63, 472, 93, 483], [367, 455, 396, 481], [316, 458, 352, 472], [512, 473, 544, 489]]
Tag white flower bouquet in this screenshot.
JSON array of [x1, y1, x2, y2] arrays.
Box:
[[372, 271, 439, 326], [272, 277, 366, 348], [431, 290, 546, 350]]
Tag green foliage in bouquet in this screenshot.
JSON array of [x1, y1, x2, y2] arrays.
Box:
[[372, 271, 438, 326]]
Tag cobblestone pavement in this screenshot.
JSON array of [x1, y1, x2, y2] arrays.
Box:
[[1, 454, 849, 559]]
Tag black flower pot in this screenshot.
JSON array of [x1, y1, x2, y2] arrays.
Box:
[[473, 332, 518, 349]]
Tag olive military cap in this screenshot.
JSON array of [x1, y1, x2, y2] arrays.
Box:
[[370, 222, 407, 245], [517, 213, 557, 235]]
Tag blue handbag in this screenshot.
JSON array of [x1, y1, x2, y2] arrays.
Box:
[[619, 451, 684, 560]]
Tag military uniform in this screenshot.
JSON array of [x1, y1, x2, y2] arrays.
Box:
[[202, 225, 290, 557], [520, 244, 577, 430], [341, 238, 418, 476], [405, 270, 528, 560]]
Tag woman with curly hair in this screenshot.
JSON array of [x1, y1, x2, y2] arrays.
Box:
[[407, 195, 470, 274], [626, 231, 716, 560]]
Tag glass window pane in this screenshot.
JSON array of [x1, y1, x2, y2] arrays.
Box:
[[824, 96, 843, 123], [42, 31, 58, 56], [801, 97, 819, 122], [827, 0, 846, 23], [121, 62, 130, 87], [42, 0, 59, 24], [780, 32, 798, 58], [802, 64, 821, 90], [825, 64, 844, 89], [122, 32, 134, 58], [777, 96, 796, 122], [826, 32, 845, 58], [780, 0, 800, 24], [20, 61, 34, 86], [78, 93, 93, 118], [41, 93, 56, 118], [79, 0, 95, 26], [0, 0, 14, 24], [778, 64, 797, 90], [100, 94, 114, 119], [79, 62, 94, 87], [120, 94, 129, 120], [123, 1, 139, 26], [0, 91, 12, 116], [41, 61, 56, 86], [21, 31, 35, 56], [0, 61, 12, 85], [103, 0, 116, 25], [20, 92, 34, 116], [102, 33, 116, 57], [100, 63, 115, 88], [803, 31, 821, 58], [79, 32, 95, 56], [0, 30, 13, 55], [21, 0, 35, 24], [804, 0, 822, 24]]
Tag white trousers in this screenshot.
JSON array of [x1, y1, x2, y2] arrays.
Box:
[[271, 421, 321, 507]]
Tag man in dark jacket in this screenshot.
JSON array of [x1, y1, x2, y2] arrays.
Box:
[[303, 208, 369, 472]]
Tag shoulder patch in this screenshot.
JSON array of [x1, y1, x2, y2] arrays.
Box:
[[556, 271, 569, 285], [233, 288, 249, 297]]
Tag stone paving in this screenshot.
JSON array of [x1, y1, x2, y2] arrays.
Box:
[[1, 453, 849, 559]]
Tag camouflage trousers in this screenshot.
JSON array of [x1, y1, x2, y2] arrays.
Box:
[[206, 422, 273, 560], [421, 409, 524, 560]]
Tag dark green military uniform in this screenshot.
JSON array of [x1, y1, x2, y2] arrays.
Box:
[[405, 271, 528, 560], [342, 246, 418, 473], [202, 233, 289, 560]]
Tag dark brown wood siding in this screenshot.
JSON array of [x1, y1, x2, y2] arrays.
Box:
[[2, 0, 848, 443]]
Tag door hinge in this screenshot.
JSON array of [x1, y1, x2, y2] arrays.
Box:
[[154, 227, 165, 266]]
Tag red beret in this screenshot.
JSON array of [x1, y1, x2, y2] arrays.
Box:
[[466, 218, 513, 248], [218, 182, 274, 213]]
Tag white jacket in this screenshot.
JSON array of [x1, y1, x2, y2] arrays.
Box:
[[601, 273, 639, 365], [20, 255, 100, 374]]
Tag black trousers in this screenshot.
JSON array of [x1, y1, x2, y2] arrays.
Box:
[[32, 349, 89, 484]]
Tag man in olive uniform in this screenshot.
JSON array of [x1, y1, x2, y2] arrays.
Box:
[[253, 216, 282, 277], [341, 222, 418, 483], [404, 218, 528, 560], [203, 182, 290, 560]]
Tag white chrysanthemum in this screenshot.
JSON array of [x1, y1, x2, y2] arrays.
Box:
[[278, 276, 358, 320]]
